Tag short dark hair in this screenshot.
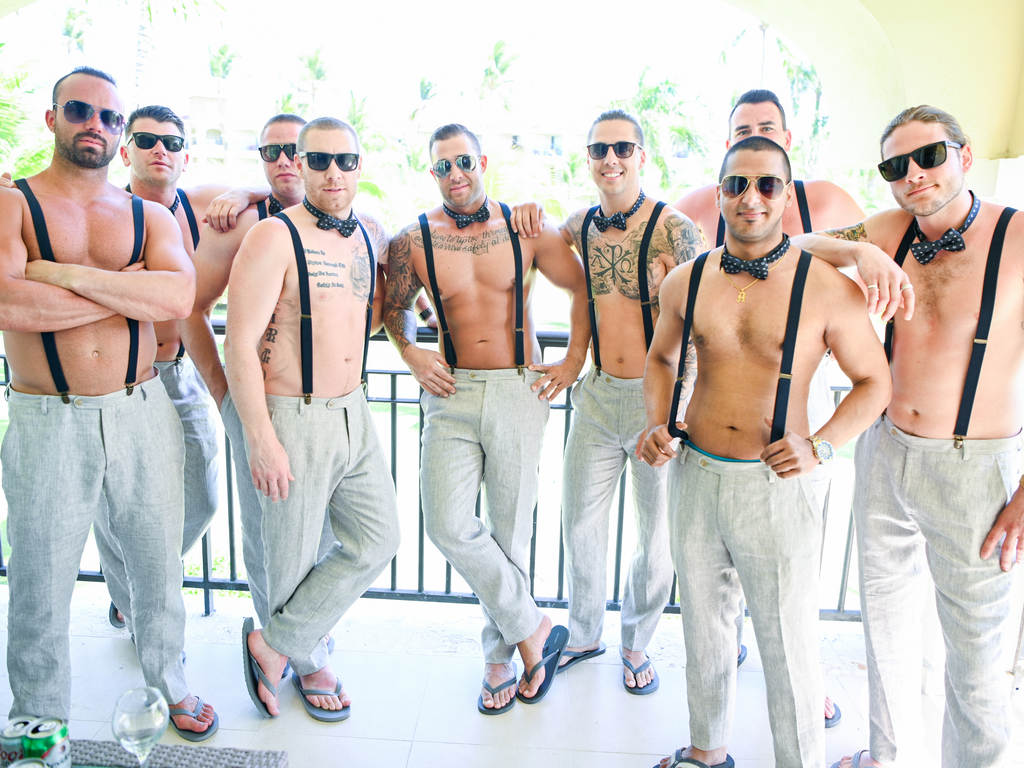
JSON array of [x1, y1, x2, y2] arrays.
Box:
[[260, 113, 306, 142], [297, 117, 360, 153], [879, 105, 969, 155], [587, 109, 644, 145], [729, 89, 787, 131], [125, 105, 185, 138], [52, 66, 118, 105], [718, 135, 792, 182], [428, 123, 481, 156]]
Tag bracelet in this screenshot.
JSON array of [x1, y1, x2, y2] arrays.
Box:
[[418, 308, 432, 321]]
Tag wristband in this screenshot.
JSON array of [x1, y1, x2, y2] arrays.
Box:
[[418, 308, 432, 321]]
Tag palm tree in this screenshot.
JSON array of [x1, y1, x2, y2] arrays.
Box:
[[300, 49, 327, 109]]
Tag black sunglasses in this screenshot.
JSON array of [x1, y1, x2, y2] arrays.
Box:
[[53, 100, 125, 134], [586, 141, 640, 160], [432, 154, 477, 178], [128, 132, 184, 153], [877, 140, 962, 182], [720, 174, 789, 200], [299, 151, 359, 172], [259, 143, 297, 163]]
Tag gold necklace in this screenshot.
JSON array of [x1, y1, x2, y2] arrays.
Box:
[[720, 250, 789, 303]]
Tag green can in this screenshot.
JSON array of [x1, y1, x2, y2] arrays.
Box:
[[20, 719, 69, 768]]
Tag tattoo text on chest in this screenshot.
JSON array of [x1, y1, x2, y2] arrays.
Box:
[[429, 227, 511, 256]]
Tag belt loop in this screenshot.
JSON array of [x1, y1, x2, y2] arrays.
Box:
[[3, 384, 9, 402], [40, 395, 48, 415], [767, 468, 776, 484]]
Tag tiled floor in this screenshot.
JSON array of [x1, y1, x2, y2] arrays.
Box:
[[0, 582, 1021, 767]]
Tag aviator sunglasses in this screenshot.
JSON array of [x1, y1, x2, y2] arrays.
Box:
[[258, 143, 297, 162], [432, 154, 477, 177], [877, 140, 962, 182], [719, 174, 789, 200], [299, 151, 360, 172], [586, 141, 641, 160], [53, 99, 125, 134], [128, 132, 184, 153]]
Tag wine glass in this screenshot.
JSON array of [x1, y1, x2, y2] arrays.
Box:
[[112, 687, 169, 766]]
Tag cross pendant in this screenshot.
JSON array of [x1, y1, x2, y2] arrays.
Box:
[[736, 291, 746, 303]]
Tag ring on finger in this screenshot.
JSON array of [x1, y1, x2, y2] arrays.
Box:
[[866, 284, 879, 290], [900, 284, 914, 293]]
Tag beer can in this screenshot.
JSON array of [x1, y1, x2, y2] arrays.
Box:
[[20, 719, 69, 768], [0, 718, 33, 768], [8, 760, 46, 768]]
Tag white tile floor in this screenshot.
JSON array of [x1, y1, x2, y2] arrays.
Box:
[[0, 581, 1021, 768]]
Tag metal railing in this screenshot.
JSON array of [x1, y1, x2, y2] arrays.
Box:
[[0, 327, 862, 622]]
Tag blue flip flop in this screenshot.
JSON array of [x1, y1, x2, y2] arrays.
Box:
[[108, 602, 126, 630], [622, 654, 659, 695], [517, 624, 569, 704], [477, 663, 517, 715], [737, 644, 748, 667], [242, 616, 277, 718], [829, 749, 867, 768], [655, 749, 735, 768], [168, 697, 219, 742], [291, 674, 350, 722], [557, 642, 606, 675], [825, 701, 842, 728]]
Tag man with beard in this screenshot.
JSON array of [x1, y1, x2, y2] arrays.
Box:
[[0, 66, 217, 740]]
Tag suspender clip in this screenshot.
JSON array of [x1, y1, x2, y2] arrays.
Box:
[[60, 392, 71, 404], [778, 373, 792, 380], [125, 384, 135, 396], [304, 393, 312, 405], [953, 435, 965, 450], [973, 338, 988, 345], [517, 365, 524, 376]]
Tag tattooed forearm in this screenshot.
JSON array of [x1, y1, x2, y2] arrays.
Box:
[[678, 338, 698, 404], [824, 222, 868, 242], [383, 226, 425, 353]]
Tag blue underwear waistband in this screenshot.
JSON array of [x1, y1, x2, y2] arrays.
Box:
[[684, 439, 761, 464]]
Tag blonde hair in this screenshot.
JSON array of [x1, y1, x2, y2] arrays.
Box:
[[880, 106, 970, 156]]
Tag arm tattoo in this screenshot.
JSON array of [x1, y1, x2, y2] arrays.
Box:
[[678, 338, 698, 405], [561, 210, 586, 254], [824, 222, 868, 242], [662, 215, 702, 266], [383, 225, 424, 353]]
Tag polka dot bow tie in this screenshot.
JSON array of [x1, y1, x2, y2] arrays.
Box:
[[593, 191, 646, 232], [303, 198, 358, 237], [910, 192, 980, 265], [267, 195, 283, 216], [443, 201, 491, 229], [720, 235, 791, 280]]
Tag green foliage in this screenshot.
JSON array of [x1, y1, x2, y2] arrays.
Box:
[[0, 46, 50, 178], [62, 8, 89, 54], [209, 43, 235, 79]]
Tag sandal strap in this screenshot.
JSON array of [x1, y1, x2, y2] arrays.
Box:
[[168, 697, 204, 719], [250, 656, 278, 697], [621, 655, 651, 676], [295, 679, 343, 698]]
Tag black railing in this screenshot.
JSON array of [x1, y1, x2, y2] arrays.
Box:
[[0, 329, 862, 621]]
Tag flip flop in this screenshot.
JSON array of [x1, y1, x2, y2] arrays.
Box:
[[655, 748, 735, 768], [477, 663, 517, 715], [291, 674, 350, 722], [241, 616, 276, 718], [557, 642, 606, 674], [108, 602, 126, 630], [829, 749, 868, 768], [622, 654, 659, 695], [825, 701, 842, 728], [737, 644, 747, 667], [516, 624, 569, 704], [168, 697, 219, 742]]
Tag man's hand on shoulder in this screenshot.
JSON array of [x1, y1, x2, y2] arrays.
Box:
[[510, 202, 545, 238], [204, 187, 262, 233], [636, 423, 684, 467], [981, 485, 1024, 571], [0, 171, 12, 188]]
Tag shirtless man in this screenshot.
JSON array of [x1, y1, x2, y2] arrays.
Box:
[[675, 88, 865, 725], [802, 106, 1024, 768], [101, 104, 225, 631], [0, 66, 217, 739], [231, 117, 400, 722], [639, 136, 891, 768], [384, 123, 588, 714], [555, 110, 702, 694]]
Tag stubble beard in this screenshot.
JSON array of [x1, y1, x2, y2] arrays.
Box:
[[56, 133, 118, 170]]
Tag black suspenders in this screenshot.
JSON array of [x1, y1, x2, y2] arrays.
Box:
[[715, 179, 812, 247], [14, 179, 144, 401], [256, 199, 268, 221], [419, 203, 525, 372], [667, 249, 813, 443], [175, 188, 200, 361], [887, 207, 1018, 445], [580, 201, 667, 372], [275, 212, 376, 403]]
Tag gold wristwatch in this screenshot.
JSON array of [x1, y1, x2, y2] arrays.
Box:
[[807, 435, 835, 464]]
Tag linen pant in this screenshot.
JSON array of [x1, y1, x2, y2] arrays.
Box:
[[561, 369, 672, 651], [854, 414, 1023, 768], [3, 377, 189, 718], [255, 390, 400, 676], [420, 368, 549, 663], [669, 446, 824, 768], [222, 390, 335, 627]]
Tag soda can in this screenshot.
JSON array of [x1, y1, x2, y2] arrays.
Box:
[[0, 718, 34, 768], [8, 761, 46, 768], [20, 719, 69, 768]]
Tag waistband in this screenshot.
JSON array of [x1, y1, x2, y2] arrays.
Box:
[[6, 373, 163, 412], [681, 443, 776, 479], [880, 413, 1023, 456], [154, 359, 185, 371], [684, 439, 761, 463], [265, 387, 365, 411], [588, 368, 643, 390], [451, 367, 540, 382]]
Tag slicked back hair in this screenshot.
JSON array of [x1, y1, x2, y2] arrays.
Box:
[[587, 109, 644, 145], [52, 66, 118, 105], [297, 117, 360, 153], [719, 136, 792, 183], [428, 123, 481, 157], [126, 105, 185, 138], [879, 105, 970, 155], [729, 88, 787, 131], [260, 113, 306, 142]]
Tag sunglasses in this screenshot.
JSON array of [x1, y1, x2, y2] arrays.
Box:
[[432, 154, 477, 178], [53, 100, 125, 134], [586, 141, 641, 160], [299, 151, 359, 172], [719, 174, 789, 200], [128, 132, 184, 153], [877, 140, 962, 182], [259, 143, 297, 163]]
